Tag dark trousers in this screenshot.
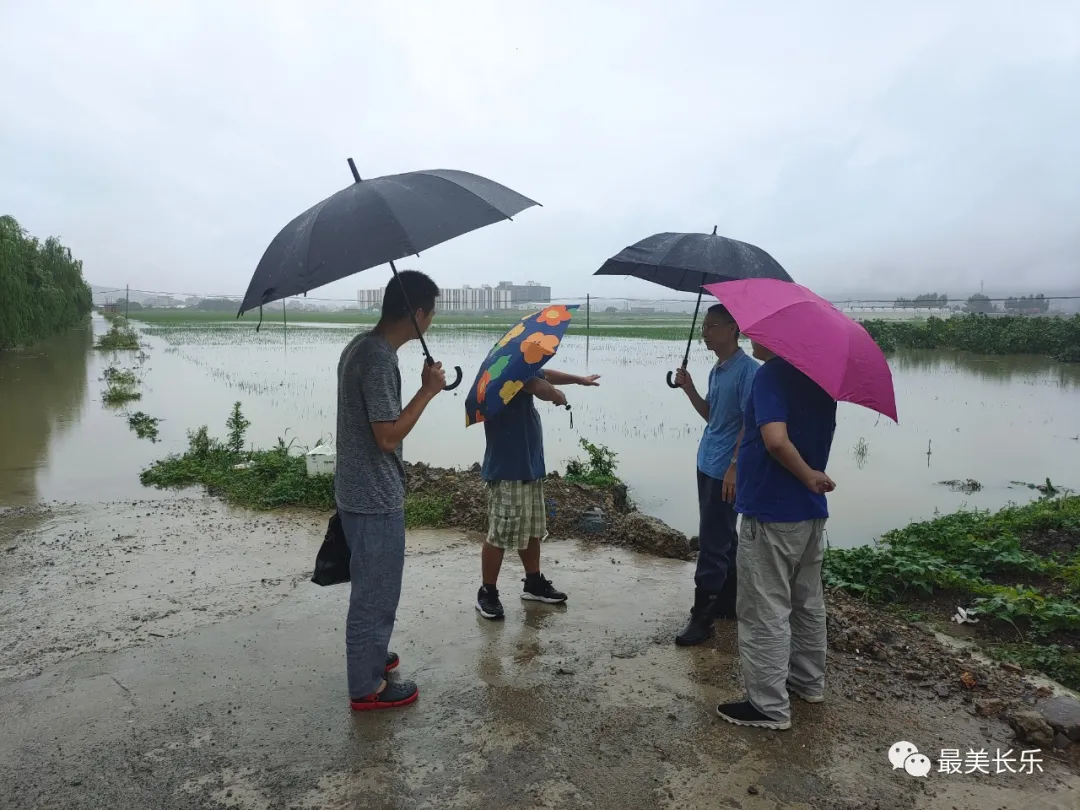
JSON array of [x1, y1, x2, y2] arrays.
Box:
[[695, 469, 738, 605]]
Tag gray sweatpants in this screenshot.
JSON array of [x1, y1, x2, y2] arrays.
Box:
[[736, 516, 827, 724], [339, 508, 406, 699]]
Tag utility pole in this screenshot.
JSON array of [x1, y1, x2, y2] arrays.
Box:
[[125, 284, 129, 320]]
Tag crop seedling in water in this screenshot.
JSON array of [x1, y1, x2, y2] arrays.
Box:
[[127, 411, 161, 441], [852, 437, 869, 469]]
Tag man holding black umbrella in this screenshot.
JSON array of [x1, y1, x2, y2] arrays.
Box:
[[672, 304, 757, 645], [336, 270, 446, 711]]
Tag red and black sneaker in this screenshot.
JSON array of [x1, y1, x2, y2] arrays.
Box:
[[385, 652, 400, 674], [350, 680, 419, 711]]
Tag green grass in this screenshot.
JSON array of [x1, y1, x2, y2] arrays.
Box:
[[139, 404, 452, 527], [824, 494, 1080, 689]]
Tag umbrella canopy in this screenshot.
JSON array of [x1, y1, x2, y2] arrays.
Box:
[[594, 228, 793, 388], [465, 304, 578, 427], [594, 228, 792, 293], [239, 159, 539, 390], [704, 278, 898, 422], [240, 164, 540, 314]]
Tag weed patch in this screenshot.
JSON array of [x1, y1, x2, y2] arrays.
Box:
[[824, 495, 1080, 689], [565, 438, 622, 488], [95, 318, 141, 351], [140, 404, 452, 528], [127, 411, 161, 441]]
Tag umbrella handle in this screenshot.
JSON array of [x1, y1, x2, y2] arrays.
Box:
[[444, 366, 463, 391], [666, 370, 681, 389], [426, 356, 463, 391]]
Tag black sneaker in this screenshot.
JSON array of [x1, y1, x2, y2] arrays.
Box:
[[521, 574, 567, 604], [476, 586, 505, 620], [385, 652, 399, 674], [350, 680, 419, 711], [716, 700, 791, 730]]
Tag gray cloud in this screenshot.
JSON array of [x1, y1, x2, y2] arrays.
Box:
[[1, 0, 1077, 304]]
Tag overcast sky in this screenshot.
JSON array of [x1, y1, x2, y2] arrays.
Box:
[[2, 1, 1077, 304]]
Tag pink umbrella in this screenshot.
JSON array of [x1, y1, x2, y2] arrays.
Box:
[[704, 278, 898, 422]]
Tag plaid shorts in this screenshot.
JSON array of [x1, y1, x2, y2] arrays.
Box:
[[486, 480, 548, 551]]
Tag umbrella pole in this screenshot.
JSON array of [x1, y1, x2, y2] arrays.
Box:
[[387, 259, 463, 391], [667, 287, 703, 388], [347, 159, 462, 391]]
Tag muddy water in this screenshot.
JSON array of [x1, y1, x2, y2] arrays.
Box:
[[1, 316, 1078, 547]]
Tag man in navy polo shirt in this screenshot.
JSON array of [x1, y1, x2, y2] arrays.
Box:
[[673, 304, 758, 646], [717, 340, 837, 731]]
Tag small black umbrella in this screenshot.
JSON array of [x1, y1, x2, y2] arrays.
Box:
[[239, 159, 540, 390], [594, 228, 792, 387]]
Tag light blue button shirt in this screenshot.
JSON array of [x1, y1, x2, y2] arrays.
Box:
[[696, 348, 758, 480]]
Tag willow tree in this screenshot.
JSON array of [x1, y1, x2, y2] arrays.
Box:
[[0, 215, 93, 350]]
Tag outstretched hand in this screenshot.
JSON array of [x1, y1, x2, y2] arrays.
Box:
[[579, 374, 601, 386]]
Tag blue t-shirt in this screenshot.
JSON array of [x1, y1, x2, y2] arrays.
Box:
[[481, 370, 546, 482], [736, 358, 837, 523], [697, 349, 758, 479]]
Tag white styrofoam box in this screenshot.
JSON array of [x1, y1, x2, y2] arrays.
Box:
[[305, 444, 337, 476]]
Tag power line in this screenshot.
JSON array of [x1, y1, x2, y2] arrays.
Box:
[[91, 284, 1080, 307]]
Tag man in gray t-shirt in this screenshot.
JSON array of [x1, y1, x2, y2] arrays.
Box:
[[336, 270, 445, 712]]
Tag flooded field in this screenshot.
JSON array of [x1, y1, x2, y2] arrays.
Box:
[[2, 315, 1078, 548]]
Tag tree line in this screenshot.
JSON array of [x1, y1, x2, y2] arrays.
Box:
[[0, 216, 93, 351]]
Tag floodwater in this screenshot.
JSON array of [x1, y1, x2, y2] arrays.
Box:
[[1, 315, 1078, 548]]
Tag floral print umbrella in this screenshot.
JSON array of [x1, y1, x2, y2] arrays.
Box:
[[465, 304, 578, 426]]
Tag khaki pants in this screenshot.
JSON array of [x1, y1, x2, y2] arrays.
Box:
[[736, 516, 827, 724]]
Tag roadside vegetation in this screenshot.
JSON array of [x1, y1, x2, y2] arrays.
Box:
[[94, 316, 141, 351], [863, 315, 1080, 362], [823, 493, 1080, 689], [139, 403, 449, 527], [140, 405, 628, 531], [101, 365, 141, 406], [0, 215, 93, 351]]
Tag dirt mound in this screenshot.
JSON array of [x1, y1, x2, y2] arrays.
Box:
[[404, 462, 694, 560]]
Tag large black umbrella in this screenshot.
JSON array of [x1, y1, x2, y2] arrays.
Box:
[[594, 228, 792, 387], [239, 159, 540, 389]]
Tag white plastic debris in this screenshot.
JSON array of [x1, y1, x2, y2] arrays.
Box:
[[951, 606, 979, 625], [232, 461, 255, 471], [304, 443, 336, 476]]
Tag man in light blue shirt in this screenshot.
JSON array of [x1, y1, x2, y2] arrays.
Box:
[[673, 304, 758, 646]]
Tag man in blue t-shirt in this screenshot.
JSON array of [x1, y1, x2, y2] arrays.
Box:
[[475, 367, 600, 620], [716, 341, 837, 732], [672, 304, 758, 646]]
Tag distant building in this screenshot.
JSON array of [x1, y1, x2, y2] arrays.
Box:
[[357, 283, 513, 312], [496, 280, 551, 306]]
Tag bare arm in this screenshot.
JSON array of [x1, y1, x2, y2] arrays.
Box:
[[369, 362, 444, 453], [523, 376, 565, 404], [542, 369, 580, 386], [686, 386, 710, 422], [760, 421, 834, 493]]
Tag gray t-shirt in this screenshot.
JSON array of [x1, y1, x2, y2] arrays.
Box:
[[335, 331, 405, 513]]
